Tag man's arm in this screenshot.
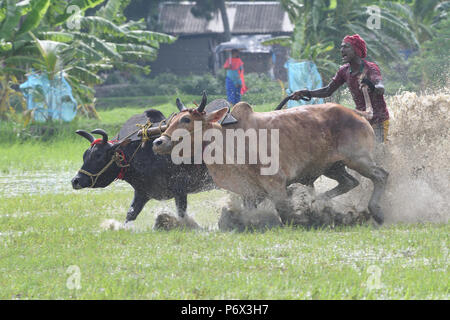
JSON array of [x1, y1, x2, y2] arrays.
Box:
[[292, 80, 342, 100]]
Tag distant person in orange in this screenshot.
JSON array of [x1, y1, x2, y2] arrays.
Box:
[[223, 49, 248, 104]]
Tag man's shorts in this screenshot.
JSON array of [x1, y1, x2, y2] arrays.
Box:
[[372, 120, 389, 143]]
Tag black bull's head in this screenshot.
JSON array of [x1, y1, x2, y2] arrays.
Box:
[[71, 129, 130, 189]]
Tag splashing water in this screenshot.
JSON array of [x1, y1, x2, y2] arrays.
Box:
[[219, 89, 450, 229], [382, 89, 450, 223]]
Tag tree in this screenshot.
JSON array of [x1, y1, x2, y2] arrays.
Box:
[[381, 0, 448, 44], [191, 0, 231, 41], [123, 0, 164, 30], [0, 0, 104, 119], [0, 0, 175, 120], [278, 0, 423, 80], [42, 0, 175, 113], [407, 16, 450, 88]]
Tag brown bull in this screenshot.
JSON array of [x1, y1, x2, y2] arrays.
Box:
[[152, 95, 389, 225]]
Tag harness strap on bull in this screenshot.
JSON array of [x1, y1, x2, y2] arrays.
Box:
[[136, 120, 153, 143], [78, 140, 142, 187]]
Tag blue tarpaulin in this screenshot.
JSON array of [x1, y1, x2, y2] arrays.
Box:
[[20, 72, 77, 122], [284, 59, 324, 108]]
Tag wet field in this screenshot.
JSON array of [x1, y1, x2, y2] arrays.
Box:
[[0, 170, 128, 198], [0, 90, 448, 299]]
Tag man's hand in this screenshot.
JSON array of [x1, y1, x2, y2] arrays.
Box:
[[374, 83, 384, 95], [292, 89, 311, 100], [361, 78, 384, 95]]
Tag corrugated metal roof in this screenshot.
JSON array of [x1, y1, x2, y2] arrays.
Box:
[[158, 1, 294, 35]]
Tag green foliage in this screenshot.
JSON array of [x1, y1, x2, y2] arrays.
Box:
[[279, 0, 433, 80], [378, 16, 450, 93], [408, 17, 450, 89], [0, 0, 175, 120], [99, 70, 285, 105], [17, 0, 51, 37], [278, 0, 449, 86]]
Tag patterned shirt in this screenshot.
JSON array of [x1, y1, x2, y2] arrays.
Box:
[[224, 58, 243, 86], [331, 60, 389, 124]]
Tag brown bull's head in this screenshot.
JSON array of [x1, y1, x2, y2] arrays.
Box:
[[152, 93, 228, 155]]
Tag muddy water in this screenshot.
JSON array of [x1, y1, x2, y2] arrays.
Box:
[[382, 90, 450, 223], [218, 89, 450, 230], [0, 170, 130, 198], [2, 91, 449, 228]]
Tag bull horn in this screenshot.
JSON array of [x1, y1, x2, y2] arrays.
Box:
[[76, 130, 94, 143], [196, 91, 207, 112], [176, 98, 187, 111], [91, 129, 108, 144]]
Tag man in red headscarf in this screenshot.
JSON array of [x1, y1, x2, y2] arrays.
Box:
[[292, 34, 389, 143]]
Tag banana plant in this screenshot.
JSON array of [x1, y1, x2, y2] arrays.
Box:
[[0, 0, 103, 119], [38, 0, 176, 115], [0, 0, 51, 119], [0, 0, 176, 120]]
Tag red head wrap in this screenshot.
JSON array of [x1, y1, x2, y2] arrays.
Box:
[[343, 34, 367, 58]]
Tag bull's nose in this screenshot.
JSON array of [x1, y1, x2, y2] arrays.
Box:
[[71, 176, 82, 189], [152, 136, 172, 154]]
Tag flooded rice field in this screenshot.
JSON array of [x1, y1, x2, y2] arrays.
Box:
[[0, 170, 130, 198], [1, 90, 449, 228]]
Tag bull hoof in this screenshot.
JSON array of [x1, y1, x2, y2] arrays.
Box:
[[123, 220, 135, 230], [372, 213, 384, 225], [154, 213, 201, 231], [369, 205, 384, 225]]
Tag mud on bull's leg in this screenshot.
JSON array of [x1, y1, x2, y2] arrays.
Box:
[[346, 157, 389, 225], [126, 190, 149, 222], [275, 197, 310, 227], [175, 193, 201, 230], [321, 161, 360, 199], [174, 193, 187, 218]]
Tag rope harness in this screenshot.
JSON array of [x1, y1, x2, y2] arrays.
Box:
[[78, 149, 131, 188], [78, 111, 193, 187], [77, 123, 150, 188]]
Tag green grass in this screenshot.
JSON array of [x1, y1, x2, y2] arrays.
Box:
[[0, 189, 448, 299], [0, 96, 277, 173], [0, 97, 448, 299]]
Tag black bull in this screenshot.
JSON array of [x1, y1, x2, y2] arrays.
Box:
[[71, 108, 215, 224]]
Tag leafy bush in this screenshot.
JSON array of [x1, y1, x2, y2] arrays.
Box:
[[99, 70, 286, 105], [407, 18, 450, 90], [244, 73, 285, 105]]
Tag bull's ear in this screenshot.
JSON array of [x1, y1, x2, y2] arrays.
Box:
[[205, 107, 228, 123], [112, 138, 131, 150]]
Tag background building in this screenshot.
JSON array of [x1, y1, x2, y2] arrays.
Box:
[[150, 1, 294, 80]]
